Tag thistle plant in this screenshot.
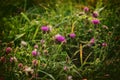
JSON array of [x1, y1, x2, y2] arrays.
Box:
[[0, 1, 112, 80]]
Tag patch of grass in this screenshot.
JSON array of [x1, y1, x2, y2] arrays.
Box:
[[1, 0, 119, 80]]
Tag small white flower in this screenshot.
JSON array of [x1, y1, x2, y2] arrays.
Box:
[[21, 41, 27, 46], [68, 75, 73, 80]]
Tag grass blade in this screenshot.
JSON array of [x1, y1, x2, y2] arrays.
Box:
[[80, 44, 83, 65], [38, 70, 55, 80]]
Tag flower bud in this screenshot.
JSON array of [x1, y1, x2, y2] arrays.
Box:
[[6, 47, 12, 54], [34, 44, 38, 49], [18, 63, 23, 68], [40, 39, 45, 44], [32, 59, 38, 66], [92, 11, 99, 18], [63, 66, 68, 71], [90, 38, 95, 44], [0, 56, 6, 63], [10, 57, 17, 63], [67, 75, 73, 80], [32, 50, 37, 56], [102, 42, 107, 47]]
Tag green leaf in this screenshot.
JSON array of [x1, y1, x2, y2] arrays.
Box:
[[14, 33, 25, 41], [21, 12, 30, 23], [38, 70, 55, 80]]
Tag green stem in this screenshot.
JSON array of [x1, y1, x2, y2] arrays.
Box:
[[32, 26, 40, 41]]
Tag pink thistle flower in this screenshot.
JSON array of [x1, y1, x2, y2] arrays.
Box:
[[84, 7, 89, 12], [18, 63, 23, 68], [6, 47, 12, 54], [54, 34, 66, 42], [90, 38, 95, 44], [69, 33, 76, 38], [91, 19, 100, 25], [92, 11, 99, 18], [32, 50, 37, 56], [41, 26, 50, 32], [102, 42, 107, 47], [10, 57, 14, 63]]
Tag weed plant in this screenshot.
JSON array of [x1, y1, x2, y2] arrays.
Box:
[[0, 1, 113, 80]]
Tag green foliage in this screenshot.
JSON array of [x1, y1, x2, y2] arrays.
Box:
[[0, 0, 119, 80]]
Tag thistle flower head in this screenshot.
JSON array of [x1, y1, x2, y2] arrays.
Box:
[[102, 42, 107, 47], [54, 34, 66, 42], [92, 11, 99, 18], [6, 47, 12, 54], [18, 63, 23, 68], [84, 7, 89, 12], [69, 33, 76, 38], [90, 38, 95, 44], [91, 19, 100, 25], [41, 26, 50, 32], [32, 50, 37, 56]]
